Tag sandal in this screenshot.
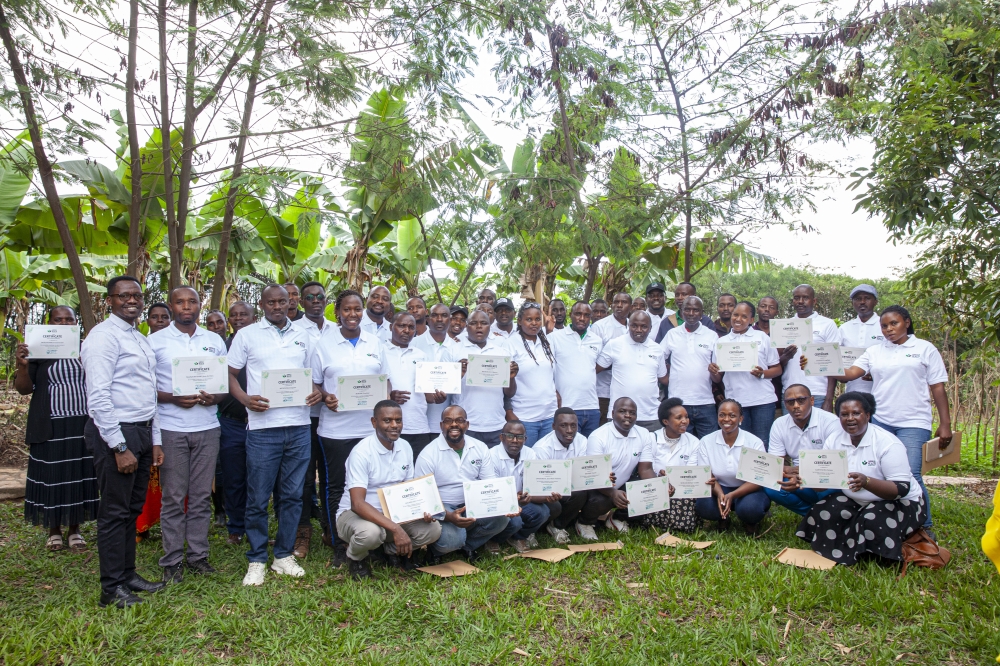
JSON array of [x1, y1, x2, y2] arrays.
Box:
[[46, 534, 64, 551], [68, 533, 86, 552]]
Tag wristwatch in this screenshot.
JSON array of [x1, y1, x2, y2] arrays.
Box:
[[113, 443, 128, 454]]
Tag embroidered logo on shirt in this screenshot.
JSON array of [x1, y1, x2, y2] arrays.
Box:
[[293, 340, 305, 347], [861, 459, 876, 466], [905, 353, 920, 359]]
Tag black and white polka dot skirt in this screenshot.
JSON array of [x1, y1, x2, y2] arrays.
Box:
[[795, 493, 925, 565], [632, 498, 699, 534]]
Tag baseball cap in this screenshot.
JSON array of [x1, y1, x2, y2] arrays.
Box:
[[850, 284, 878, 299], [494, 298, 515, 311], [646, 282, 666, 294], [449, 305, 469, 317]]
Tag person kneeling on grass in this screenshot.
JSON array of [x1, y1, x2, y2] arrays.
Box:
[[336, 400, 442, 579], [634, 398, 700, 533], [531, 408, 590, 544]]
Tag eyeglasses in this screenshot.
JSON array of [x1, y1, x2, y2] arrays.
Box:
[[442, 418, 468, 426], [302, 294, 326, 302], [501, 434, 526, 442], [110, 293, 144, 302], [784, 397, 811, 406]]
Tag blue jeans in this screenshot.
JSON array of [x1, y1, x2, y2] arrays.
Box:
[[522, 418, 554, 448], [695, 484, 771, 525], [765, 487, 838, 517], [742, 402, 777, 450], [872, 419, 933, 528], [244, 425, 311, 563], [495, 502, 550, 541], [686, 403, 720, 439], [432, 503, 509, 555], [575, 410, 601, 438], [218, 416, 248, 536]]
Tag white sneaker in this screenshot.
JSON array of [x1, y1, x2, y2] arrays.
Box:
[[242, 562, 266, 586], [575, 522, 599, 541], [270, 555, 305, 578], [605, 516, 629, 533], [546, 523, 571, 545], [525, 533, 540, 550]]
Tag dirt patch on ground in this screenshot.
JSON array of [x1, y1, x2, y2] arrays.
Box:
[[0, 388, 29, 468]]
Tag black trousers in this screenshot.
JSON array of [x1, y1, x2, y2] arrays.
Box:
[[406, 433, 434, 461], [550, 490, 589, 530], [85, 419, 153, 594], [299, 418, 328, 529], [318, 437, 363, 547]]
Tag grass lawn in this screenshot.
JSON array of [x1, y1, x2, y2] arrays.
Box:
[[1, 484, 998, 665]]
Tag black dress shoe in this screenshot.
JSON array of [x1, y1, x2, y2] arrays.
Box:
[[162, 564, 184, 584], [99, 585, 144, 608], [127, 574, 165, 594], [186, 559, 217, 575], [462, 547, 480, 564], [348, 557, 371, 580], [331, 545, 348, 569]]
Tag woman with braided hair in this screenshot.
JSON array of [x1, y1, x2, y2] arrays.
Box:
[[504, 302, 559, 448]]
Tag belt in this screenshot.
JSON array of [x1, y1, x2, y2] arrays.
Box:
[[120, 420, 154, 427]]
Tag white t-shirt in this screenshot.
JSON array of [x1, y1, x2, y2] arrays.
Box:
[[383, 343, 430, 434], [550, 327, 602, 411], [838, 316, 885, 394], [148, 323, 227, 434], [336, 434, 414, 519], [647, 310, 666, 333], [505, 332, 558, 423], [414, 434, 490, 505], [781, 312, 841, 397], [597, 335, 667, 421], [712, 328, 780, 407], [411, 330, 457, 432], [489, 321, 513, 341], [590, 315, 627, 399], [532, 431, 588, 460], [641, 430, 701, 475], [852, 336, 948, 430], [822, 425, 922, 505], [310, 328, 389, 439], [292, 316, 336, 417], [361, 310, 391, 344], [768, 407, 841, 465], [448, 336, 508, 432], [695, 429, 766, 488], [482, 443, 538, 492], [661, 323, 717, 406], [585, 422, 652, 489]]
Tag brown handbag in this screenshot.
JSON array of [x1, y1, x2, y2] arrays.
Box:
[[899, 528, 951, 577]]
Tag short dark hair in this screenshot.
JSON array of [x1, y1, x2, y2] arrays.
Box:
[[835, 392, 876, 418], [300, 281, 323, 293], [881, 305, 915, 335], [783, 384, 811, 399], [107, 275, 141, 295], [407, 295, 426, 306], [718, 292, 736, 303], [675, 281, 696, 292], [373, 399, 402, 417], [168, 285, 200, 303], [658, 397, 685, 423], [47, 305, 77, 322], [207, 309, 225, 318], [147, 302, 171, 318], [735, 300, 757, 319], [591, 298, 607, 307], [335, 289, 365, 313], [718, 398, 743, 416], [391, 311, 416, 324], [553, 407, 577, 419], [502, 420, 526, 431]]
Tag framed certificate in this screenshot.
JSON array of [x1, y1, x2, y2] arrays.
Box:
[[523, 459, 572, 496], [378, 474, 445, 524], [665, 465, 712, 498], [414, 361, 462, 394], [171, 356, 228, 395], [260, 368, 313, 407], [463, 477, 519, 519], [800, 343, 845, 376], [798, 450, 849, 489], [839, 346, 868, 369], [24, 325, 80, 359], [337, 374, 388, 411], [769, 318, 813, 348], [571, 455, 613, 491], [735, 448, 783, 489], [715, 341, 759, 372], [465, 354, 511, 387], [625, 476, 670, 517]]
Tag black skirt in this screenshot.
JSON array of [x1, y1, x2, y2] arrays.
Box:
[[24, 414, 99, 528], [631, 498, 699, 533]]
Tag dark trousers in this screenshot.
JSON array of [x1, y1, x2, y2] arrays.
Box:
[[695, 485, 771, 525], [407, 433, 435, 461], [598, 398, 610, 426], [578, 490, 617, 525], [299, 418, 328, 529], [551, 490, 589, 529], [466, 430, 502, 449], [686, 403, 720, 439], [318, 437, 363, 547], [218, 416, 248, 536], [85, 419, 153, 595]]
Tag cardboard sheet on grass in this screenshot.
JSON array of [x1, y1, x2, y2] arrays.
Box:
[[417, 560, 480, 577], [655, 533, 715, 549], [774, 547, 837, 570], [504, 542, 623, 562]]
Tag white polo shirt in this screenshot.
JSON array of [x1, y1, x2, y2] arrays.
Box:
[[768, 407, 841, 465], [712, 328, 780, 407], [823, 425, 921, 504], [853, 336, 948, 430], [227, 318, 313, 430], [310, 327, 389, 439], [414, 434, 490, 505], [597, 335, 667, 421], [505, 332, 558, 423], [361, 310, 391, 343], [448, 336, 508, 432], [780, 312, 841, 398], [292, 316, 336, 417], [336, 434, 414, 519], [383, 343, 430, 435], [641, 430, 701, 475], [585, 422, 652, 489], [590, 315, 627, 399], [489, 321, 513, 341], [482, 443, 537, 492], [695, 429, 766, 488], [532, 431, 588, 460], [550, 327, 602, 411], [647, 310, 667, 333], [838, 316, 885, 394], [411, 330, 457, 432], [661, 323, 717, 406], [148, 323, 227, 434]]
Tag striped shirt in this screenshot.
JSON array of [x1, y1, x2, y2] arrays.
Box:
[[47, 359, 87, 417]]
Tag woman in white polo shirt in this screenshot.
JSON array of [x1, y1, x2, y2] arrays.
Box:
[[635, 398, 701, 533], [834, 305, 951, 533], [795, 392, 924, 565], [505, 303, 558, 448]]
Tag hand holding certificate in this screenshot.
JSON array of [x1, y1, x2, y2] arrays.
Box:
[[414, 362, 462, 394], [171, 356, 229, 395], [571, 455, 613, 491], [24, 325, 80, 359], [465, 354, 511, 387], [798, 450, 848, 489], [715, 341, 759, 372], [839, 346, 867, 369], [378, 474, 445, 524], [337, 374, 388, 411], [523, 460, 572, 496], [260, 368, 313, 407], [769, 318, 813, 348], [800, 343, 844, 376], [735, 448, 783, 489], [665, 465, 712, 498], [626, 477, 670, 517], [463, 477, 519, 519]]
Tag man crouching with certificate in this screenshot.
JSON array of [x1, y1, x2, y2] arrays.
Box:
[[336, 400, 441, 579]]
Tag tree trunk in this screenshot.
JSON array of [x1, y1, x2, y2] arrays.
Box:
[[125, 0, 144, 278], [157, 0, 177, 288], [346, 244, 369, 293], [582, 246, 602, 301], [173, 0, 199, 290], [0, 5, 97, 332]]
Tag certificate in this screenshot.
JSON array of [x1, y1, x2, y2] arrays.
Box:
[[839, 346, 868, 369], [735, 448, 783, 489], [665, 465, 712, 498], [769, 318, 813, 348], [625, 477, 670, 517], [522, 459, 572, 496], [465, 354, 511, 388], [800, 343, 845, 376], [337, 374, 388, 411], [715, 341, 759, 372], [260, 368, 313, 407], [798, 450, 849, 489], [171, 356, 228, 395], [463, 477, 519, 519], [24, 325, 80, 359], [571, 455, 613, 491], [414, 361, 462, 394], [378, 474, 445, 524]]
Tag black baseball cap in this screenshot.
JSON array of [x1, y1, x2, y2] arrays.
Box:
[[494, 298, 515, 311], [449, 305, 469, 317], [646, 282, 666, 294]]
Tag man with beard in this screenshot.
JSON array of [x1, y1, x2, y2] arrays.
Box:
[[545, 298, 567, 332], [490, 298, 516, 341], [644, 283, 669, 332], [361, 285, 392, 343], [411, 303, 455, 446]]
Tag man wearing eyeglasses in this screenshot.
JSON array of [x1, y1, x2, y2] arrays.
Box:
[[764, 384, 842, 516], [82, 275, 165, 608]]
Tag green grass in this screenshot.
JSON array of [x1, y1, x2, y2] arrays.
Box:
[[1, 486, 998, 665], [926, 423, 1000, 479]]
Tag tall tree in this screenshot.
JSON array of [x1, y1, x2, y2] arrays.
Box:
[[125, 0, 143, 277]]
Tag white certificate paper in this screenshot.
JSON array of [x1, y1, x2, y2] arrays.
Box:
[[24, 325, 80, 359], [260, 368, 313, 408], [769, 318, 813, 348], [463, 477, 519, 519], [798, 450, 849, 490], [337, 374, 388, 411], [665, 465, 713, 498], [523, 459, 573, 496], [736, 448, 783, 490], [414, 361, 462, 394], [171, 356, 228, 395], [800, 343, 845, 376], [626, 476, 670, 517], [715, 341, 759, 372], [839, 346, 868, 369], [571, 455, 613, 491], [465, 354, 511, 388], [379, 474, 445, 524]]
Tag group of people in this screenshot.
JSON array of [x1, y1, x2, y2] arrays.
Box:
[[15, 276, 952, 607]]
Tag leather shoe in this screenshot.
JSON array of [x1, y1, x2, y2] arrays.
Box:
[[99, 585, 144, 608], [163, 564, 184, 584], [186, 559, 216, 575], [293, 525, 312, 559], [127, 574, 165, 594], [227, 533, 243, 546]]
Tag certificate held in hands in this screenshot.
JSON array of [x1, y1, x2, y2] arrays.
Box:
[[523, 460, 572, 496], [571, 455, 613, 491], [414, 362, 462, 394], [337, 374, 388, 411], [798, 450, 848, 489], [378, 474, 445, 524], [260, 368, 313, 407], [769, 318, 813, 348], [735, 448, 783, 489], [463, 477, 519, 519], [839, 346, 868, 369], [625, 477, 670, 517], [665, 465, 712, 498], [715, 341, 759, 372], [171, 356, 228, 395], [24, 325, 80, 359], [465, 354, 511, 387], [800, 343, 845, 376]]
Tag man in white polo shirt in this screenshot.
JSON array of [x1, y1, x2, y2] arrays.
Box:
[[490, 298, 516, 340], [385, 312, 444, 461], [532, 408, 589, 543], [780, 284, 841, 411], [361, 285, 392, 343], [451, 309, 517, 448], [660, 296, 719, 438], [838, 284, 884, 394], [550, 302, 602, 437], [590, 293, 631, 425], [596, 311, 668, 432], [411, 303, 455, 445]]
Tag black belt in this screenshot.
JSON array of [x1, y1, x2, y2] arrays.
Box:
[[120, 420, 154, 427]]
